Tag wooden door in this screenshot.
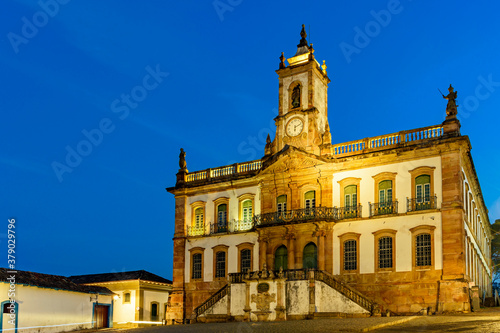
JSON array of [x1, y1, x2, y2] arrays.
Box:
[[94, 305, 109, 328]]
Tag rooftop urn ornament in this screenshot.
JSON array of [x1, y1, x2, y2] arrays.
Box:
[[279, 52, 286, 69], [442, 84, 458, 118], [264, 134, 272, 156]]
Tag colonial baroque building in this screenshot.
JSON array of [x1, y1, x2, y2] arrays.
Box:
[[166, 26, 492, 323]]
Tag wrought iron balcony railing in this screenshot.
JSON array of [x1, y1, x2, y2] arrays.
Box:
[[253, 205, 362, 227], [406, 196, 437, 212], [369, 201, 398, 217], [187, 219, 255, 236], [337, 205, 362, 220], [210, 222, 228, 234]]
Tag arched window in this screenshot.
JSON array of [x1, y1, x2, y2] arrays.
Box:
[[194, 207, 204, 228], [123, 292, 131, 303], [291, 84, 301, 108], [416, 175, 431, 202], [344, 185, 357, 208], [416, 233, 432, 267], [215, 251, 226, 278], [343, 240, 357, 271], [303, 242, 317, 269], [305, 191, 316, 209], [242, 200, 253, 222], [241, 249, 251, 273], [277, 195, 287, 214], [378, 180, 393, 205], [274, 245, 288, 270], [216, 204, 228, 232]]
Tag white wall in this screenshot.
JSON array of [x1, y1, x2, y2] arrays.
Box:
[[185, 233, 259, 282], [315, 281, 369, 314], [143, 289, 170, 322], [0, 283, 112, 333], [186, 185, 260, 232], [333, 212, 442, 274], [332, 156, 443, 214], [112, 289, 136, 323]]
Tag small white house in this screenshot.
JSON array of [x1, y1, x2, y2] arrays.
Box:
[[0, 268, 114, 333], [69, 270, 172, 328]]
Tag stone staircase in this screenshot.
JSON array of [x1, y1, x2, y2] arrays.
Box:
[[191, 269, 379, 321]]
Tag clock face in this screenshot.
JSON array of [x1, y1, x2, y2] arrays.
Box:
[[286, 118, 304, 137]]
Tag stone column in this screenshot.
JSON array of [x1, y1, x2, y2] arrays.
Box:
[[286, 230, 296, 270], [243, 282, 251, 321], [259, 233, 268, 270], [275, 278, 286, 320], [317, 230, 326, 271]]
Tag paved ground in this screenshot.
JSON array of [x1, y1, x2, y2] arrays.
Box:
[[73, 308, 500, 333]]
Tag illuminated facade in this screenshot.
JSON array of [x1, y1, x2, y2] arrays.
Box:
[[166, 26, 492, 322]]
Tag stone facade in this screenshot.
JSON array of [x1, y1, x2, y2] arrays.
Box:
[[166, 27, 492, 323]]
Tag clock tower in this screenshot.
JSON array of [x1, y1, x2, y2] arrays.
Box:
[[269, 25, 332, 156]]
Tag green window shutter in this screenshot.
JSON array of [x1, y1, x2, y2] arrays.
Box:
[[275, 246, 288, 270], [303, 242, 318, 269]]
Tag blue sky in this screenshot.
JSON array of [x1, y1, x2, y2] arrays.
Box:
[[1, 0, 500, 280]]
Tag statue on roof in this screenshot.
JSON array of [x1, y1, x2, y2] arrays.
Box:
[[442, 84, 458, 117], [179, 148, 187, 171]]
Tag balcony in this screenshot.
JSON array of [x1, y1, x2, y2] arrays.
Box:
[[407, 196, 437, 212], [253, 205, 362, 227], [187, 219, 255, 237], [187, 224, 205, 236], [369, 201, 398, 217], [210, 222, 228, 234]]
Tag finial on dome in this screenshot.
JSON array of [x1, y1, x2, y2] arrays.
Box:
[[298, 24, 308, 48]]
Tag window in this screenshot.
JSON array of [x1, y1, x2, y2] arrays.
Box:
[[215, 251, 226, 278], [338, 177, 361, 218], [410, 225, 435, 270], [291, 83, 301, 109], [416, 233, 431, 267], [344, 240, 357, 271], [237, 242, 253, 273], [216, 204, 228, 232], [373, 229, 397, 272], [303, 242, 317, 269], [237, 194, 255, 231], [305, 191, 316, 209], [409, 166, 435, 212], [241, 249, 251, 273], [378, 180, 393, 205], [123, 292, 131, 304], [151, 302, 159, 321], [274, 245, 288, 270], [378, 237, 393, 269], [242, 200, 253, 222], [192, 253, 202, 279], [416, 175, 430, 202], [344, 185, 357, 209], [195, 208, 204, 228], [339, 232, 360, 273], [212, 245, 228, 280], [277, 195, 287, 214]]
